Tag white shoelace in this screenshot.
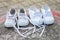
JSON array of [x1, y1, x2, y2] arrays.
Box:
[[9, 8, 46, 38], [25, 14, 46, 37]]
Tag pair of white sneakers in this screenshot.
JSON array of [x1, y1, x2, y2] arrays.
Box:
[[4, 8, 30, 37], [4, 5, 54, 37], [4, 8, 29, 27], [27, 6, 54, 27]]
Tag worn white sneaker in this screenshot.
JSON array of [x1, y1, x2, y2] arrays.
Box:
[[17, 8, 29, 26], [25, 6, 44, 33], [16, 8, 30, 37], [28, 6, 43, 26], [41, 5, 54, 25], [4, 8, 17, 27]]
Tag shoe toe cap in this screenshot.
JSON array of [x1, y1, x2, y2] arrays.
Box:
[[43, 17, 54, 24]]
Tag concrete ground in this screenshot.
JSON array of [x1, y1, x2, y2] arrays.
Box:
[[0, 0, 60, 40]]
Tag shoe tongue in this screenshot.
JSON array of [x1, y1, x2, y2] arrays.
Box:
[[29, 10, 40, 19], [42, 7, 52, 16], [18, 13, 26, 19], [20, 12, 25, 15], [34, 12, 40, 16], [45, 11, 52, 16]]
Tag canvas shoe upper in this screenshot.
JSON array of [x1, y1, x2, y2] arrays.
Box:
[[4, 8, 17, 27], [17, 8, 29, 26], [41, 5, 54, 24], [28, 6, 43, 26]]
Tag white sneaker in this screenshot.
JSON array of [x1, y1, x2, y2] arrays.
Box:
[[16, 8, 30, 37], [17, 8, 29, 26], [28, 6, 43, 26], [4, 8, 17, 27], [41, 5, 54, 25], [26, 6, 46, 37]]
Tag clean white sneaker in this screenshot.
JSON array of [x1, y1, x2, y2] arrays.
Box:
[[4, 8, 17, 27], [17, 8, 29, 26], [41, 5, 54, 25], [28, 6, 43, 26]]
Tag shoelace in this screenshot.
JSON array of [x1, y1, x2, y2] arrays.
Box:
[[11, 8, 46, 38], [25, 13, 46, 37], [12, 13, 35, 37], [12, 13, 45, 38]]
